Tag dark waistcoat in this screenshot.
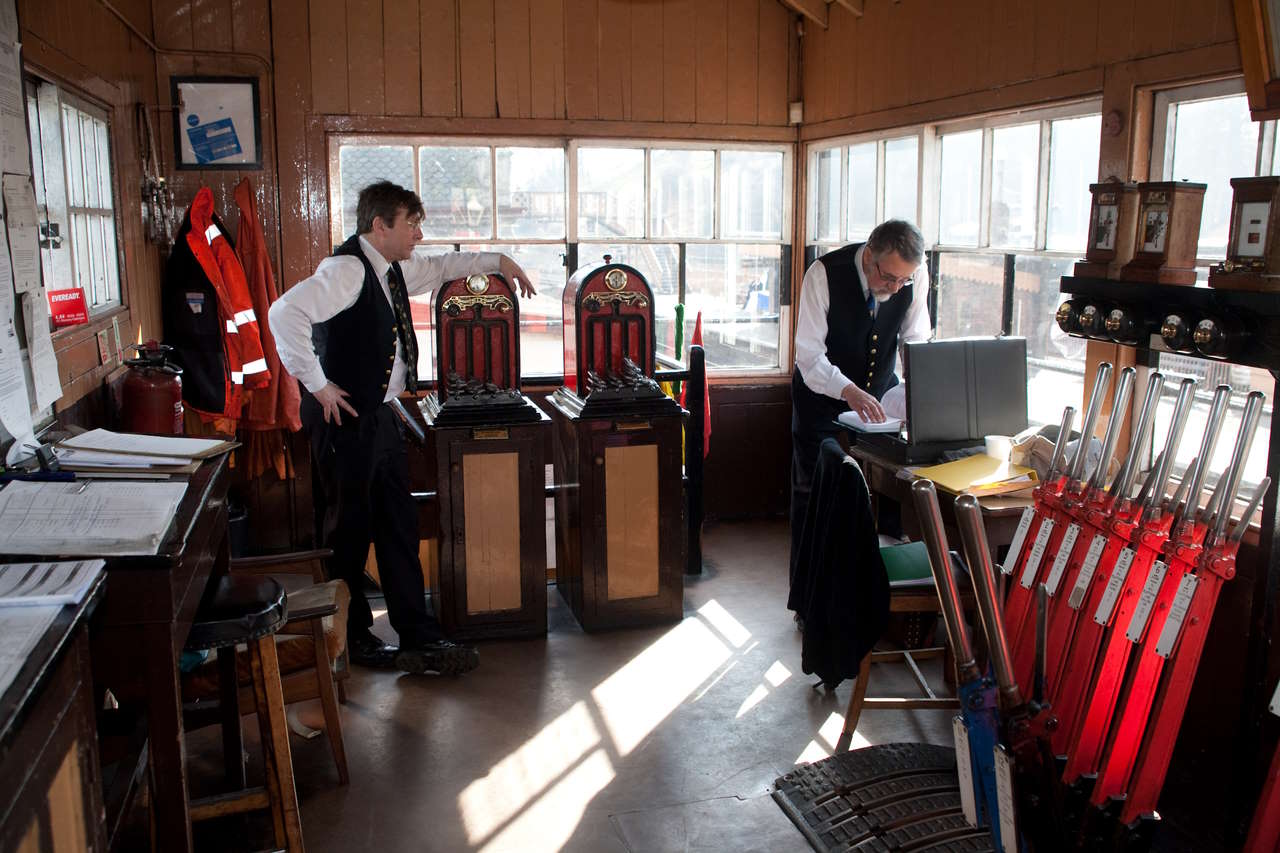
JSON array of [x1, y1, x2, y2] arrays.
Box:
[[791, 242, 913, 431], [303, 235, 412, 425]]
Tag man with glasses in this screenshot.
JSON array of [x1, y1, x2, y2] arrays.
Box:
[[789, 219, 930, 578], [270, 181, 534, 676]]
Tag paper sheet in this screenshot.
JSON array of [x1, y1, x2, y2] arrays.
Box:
[[837, 409, 903, 433], [4, 174, 39, 293], [0, 42, 27, 176], [0, 210, 29, 441], [0, 560, 102, 605], [60, 428, 233, 458], [0, 480, 188, 556], [22, 289, 61, 410], [0, 604, 58, 698]]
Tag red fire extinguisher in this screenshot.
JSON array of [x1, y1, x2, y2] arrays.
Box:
[[122, 341, 184, 435]]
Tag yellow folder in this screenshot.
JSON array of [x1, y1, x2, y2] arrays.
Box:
[[914, 454, 1038, 496]]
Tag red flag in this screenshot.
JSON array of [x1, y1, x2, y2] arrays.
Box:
[[679, 311, 711, 458]]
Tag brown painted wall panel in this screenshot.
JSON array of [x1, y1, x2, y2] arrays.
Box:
[[346, 0, 386, 114], [757, 0, 788, 125], [233, 0, 273, 57], [725, 0, 758, 125], [662, 0, 696, 122], [802, 3, 824, 121], [529, 0, 566, 119], [597, 0, 631, 121], [194, 0, 235, 51], [563, 0, 599, 119], [1133, 0, 1174, 58], [155, 0, 195, 48], [704, 384, 791, 519], [420, 0, 459, 117], [1064, 0, 1101, 73], [495, 0, 533, 119], [309, 0, 349, 113], [273, 0, 314, 289], [384, 0, 422, 116], [1033, 1, 1068, 80], [458, 0, 498, 118], [695, 0, 728, 124], [629, 0, 664, 121], [1095, 0, 1135, 65]]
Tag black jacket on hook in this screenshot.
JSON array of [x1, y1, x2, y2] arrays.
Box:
[[787, 438, 890, 688]]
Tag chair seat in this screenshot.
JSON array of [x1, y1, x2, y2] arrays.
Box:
[[186, 576, 287, 651]]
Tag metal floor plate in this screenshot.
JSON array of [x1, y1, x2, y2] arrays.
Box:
[[773, 743, 996, 853]]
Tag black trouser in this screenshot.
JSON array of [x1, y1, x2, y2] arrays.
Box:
[[310, 403, 442, 647]]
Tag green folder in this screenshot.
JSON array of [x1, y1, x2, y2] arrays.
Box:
[[879, 540, 936, 588]]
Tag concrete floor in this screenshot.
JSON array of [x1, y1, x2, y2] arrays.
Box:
[[189, 518, 952, 852]]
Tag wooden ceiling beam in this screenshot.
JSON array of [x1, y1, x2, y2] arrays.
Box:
[[776, 0, 828, 28], [831, 0, 864, 16]]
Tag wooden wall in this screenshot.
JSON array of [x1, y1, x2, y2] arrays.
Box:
[[800, 0, 1240, 138], [18, 0, 162, 414]]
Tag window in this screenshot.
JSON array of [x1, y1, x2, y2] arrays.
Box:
[[332, 138, 791, 377], [806, 103, 1100, 426], [808, 132, 922, 246], [27, 79, 121, 313], [1146, 79, 1274, 494]]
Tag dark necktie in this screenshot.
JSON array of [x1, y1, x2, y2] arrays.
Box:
[[866, 291, 875, 319], [386, 266, 418, 393]]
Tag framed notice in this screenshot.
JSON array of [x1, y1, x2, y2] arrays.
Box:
[[171, 76, 261, 170]]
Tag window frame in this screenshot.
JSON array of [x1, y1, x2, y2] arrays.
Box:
[[328, 135, 794, 379]]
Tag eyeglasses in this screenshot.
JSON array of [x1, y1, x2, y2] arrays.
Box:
[[874, 260, 914, 287]]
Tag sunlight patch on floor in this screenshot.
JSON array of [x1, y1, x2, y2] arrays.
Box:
[[697, 598, 752, 647], [764, 660, 791, 687], [735, 684, 770, 719], [592, 617, 732, 756], [459, 701, 601, 844], [477, 749, 615, 853], [795, 712, 870, 764]]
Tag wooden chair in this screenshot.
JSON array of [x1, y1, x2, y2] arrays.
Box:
[[835, 540, 976, 752], [183, 549, 350, 785], [183, 575, 304, 851]]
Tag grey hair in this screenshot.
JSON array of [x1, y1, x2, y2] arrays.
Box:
[[866, 219, 924, 265]]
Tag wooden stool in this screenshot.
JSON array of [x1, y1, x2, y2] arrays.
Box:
[[835, 542, 975, 752], [184, 575, 304, 852]]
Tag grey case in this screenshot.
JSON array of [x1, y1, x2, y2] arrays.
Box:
[[904, 337, 1028, 444]]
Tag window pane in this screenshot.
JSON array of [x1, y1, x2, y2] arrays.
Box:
[[1149, 361, 1270, 496], [935, 251, 1004, 338], [496, 147, 565, 239], [71, 212, 90, 297], [939, 130, 982, 246], [80, 113, 100, 208], [95, 118, 112, 209], [651, 149, 714, 238], [990, 123, 1039, 248], [339, 145, 414, 238], [419, 146, 491, 240], [101, 215, 119, 304], [883, 136, 918, 225], [685, 243, 781, 369], [1046, 115, 1100, 251], [406, 245, 460, 379], [811, 147, 840, 243], [61, 104, 84, 208], [1012, 255, 1086, 426], [577, 147, 644, 239], [720, 150, 783, 239], [88, 212, 105, 304], [847, 142, 876, 240], [579, 243, 680, 361], [1168, 94, 1257, 258], [461, 243, 567, 375]]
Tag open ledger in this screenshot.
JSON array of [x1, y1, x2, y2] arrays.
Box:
[[0, 480, 188, 556], [0, 560, 103, 605]]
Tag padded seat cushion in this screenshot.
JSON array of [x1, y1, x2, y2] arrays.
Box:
[[182, 580, 350, 702], [186, 576, 287, 651]]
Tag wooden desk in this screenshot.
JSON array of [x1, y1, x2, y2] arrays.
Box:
[[848, 444, 1031, 563], [90, 456, 230, 853], [0, 574, 107, 852]]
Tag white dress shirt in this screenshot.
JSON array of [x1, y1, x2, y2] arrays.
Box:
[[269, 236, 501, 402], [793, 244, 931, 402]]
